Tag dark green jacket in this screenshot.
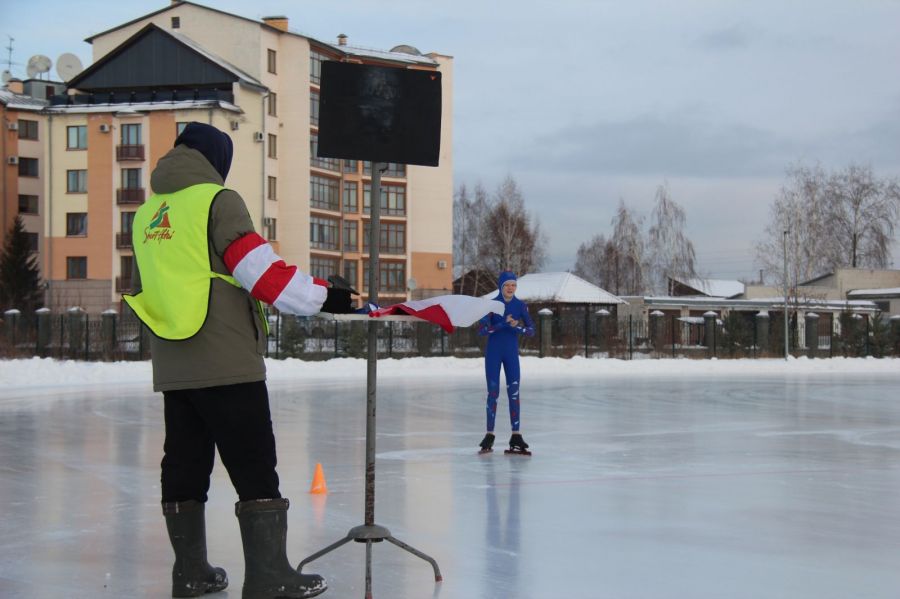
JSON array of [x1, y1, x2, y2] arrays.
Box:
[[134, 145, 266, 391]]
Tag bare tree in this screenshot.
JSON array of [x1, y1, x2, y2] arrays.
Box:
[[480, 176, 547, 276], [452, 182, 492, 293], [609, 199, 645, 295], [645, 184, 697, 295], [574, 234, 620, 292], [756, 164, 832, 292], [823, 164, 900, 269]]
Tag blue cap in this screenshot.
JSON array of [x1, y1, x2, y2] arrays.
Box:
[[498, 271, 517, 290]]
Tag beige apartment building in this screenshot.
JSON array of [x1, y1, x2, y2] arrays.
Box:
[[38, 0, 453, 313]]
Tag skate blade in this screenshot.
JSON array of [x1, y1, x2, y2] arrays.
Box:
[[478, 448, 493, 455], [504, 449, 532, 456]]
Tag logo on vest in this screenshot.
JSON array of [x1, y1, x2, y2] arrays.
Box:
[[143, 202, 175, 244]]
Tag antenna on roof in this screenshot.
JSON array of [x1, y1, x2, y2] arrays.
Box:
[[56, 53, 83, 81], [4, 35, 13, 72], [26, 54, 51, 80]]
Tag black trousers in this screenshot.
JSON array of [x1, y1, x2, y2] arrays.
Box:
[[161, 381, 281, 503]]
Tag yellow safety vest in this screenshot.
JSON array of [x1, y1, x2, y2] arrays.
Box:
[[124, 183, 243, 340]]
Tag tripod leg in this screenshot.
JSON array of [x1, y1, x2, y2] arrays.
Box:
[[386, 535, 443, 582], [298, 534, 354, 572]]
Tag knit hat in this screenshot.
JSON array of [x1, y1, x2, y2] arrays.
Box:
[[174, 122, 234, 181], [498, 271, 517, 290]]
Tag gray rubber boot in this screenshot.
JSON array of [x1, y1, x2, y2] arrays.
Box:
[[162, 500, 228, 597], [235, 498, 327, 599]]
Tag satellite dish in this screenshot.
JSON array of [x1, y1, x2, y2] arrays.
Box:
[[1, 70, 11, 84], [26, 54, 52, 79], [56, 53, 83, 81]]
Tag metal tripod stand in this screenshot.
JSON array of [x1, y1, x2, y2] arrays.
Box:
[[298, 162, 442, 597]]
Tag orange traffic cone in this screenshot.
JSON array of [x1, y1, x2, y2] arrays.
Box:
[[309, 462, 328, 494]]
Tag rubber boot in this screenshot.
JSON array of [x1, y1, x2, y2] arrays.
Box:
[[235, 498, 327, 599], [162, 500, 228, 597]]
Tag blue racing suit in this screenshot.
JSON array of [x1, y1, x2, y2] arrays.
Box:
[[478, 294, 535, 432]]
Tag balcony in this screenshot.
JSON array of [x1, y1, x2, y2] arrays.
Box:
[[115, 276, 133, 293], [116, 144, 145, 161], [116, 232, 133, 249], [116, 188, 145, 205]]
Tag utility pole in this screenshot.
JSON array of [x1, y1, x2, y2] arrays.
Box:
[[783, 230, 789, 361]]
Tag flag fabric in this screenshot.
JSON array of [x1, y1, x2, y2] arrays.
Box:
[[370, 295, 506, 333]]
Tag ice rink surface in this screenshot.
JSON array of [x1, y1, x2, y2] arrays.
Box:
[[2, 368, 900, 598]]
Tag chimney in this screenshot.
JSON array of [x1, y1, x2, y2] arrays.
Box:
[[262, 16, 289, 32], [337, 34, 348, 46], [7, 78, 24, 94]]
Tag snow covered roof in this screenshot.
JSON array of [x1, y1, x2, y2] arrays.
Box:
[[322, 43, 439, 66], [482, 272, 626, 305], [848, 287, 900, 298], [0, 88, 48, 111], [672, 277, 745, 298], [45, 99, 242, 115]]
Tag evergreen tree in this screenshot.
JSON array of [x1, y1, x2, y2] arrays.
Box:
[[0, 216, 44, 313]]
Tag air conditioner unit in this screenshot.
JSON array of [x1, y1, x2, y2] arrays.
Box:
[[7, 122, 18, 131], [7, 156, 19, 165], [230, 121, 240, 131], [436, 259, 447, 269], [99, 124, 111, 133], [253, 132, 265, 142]]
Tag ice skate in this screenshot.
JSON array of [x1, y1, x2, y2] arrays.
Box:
[[478, 433, 495, 454], [504, 433, 531, 456]]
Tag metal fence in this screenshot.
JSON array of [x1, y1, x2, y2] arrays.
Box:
[[2, 309, 898, 362]]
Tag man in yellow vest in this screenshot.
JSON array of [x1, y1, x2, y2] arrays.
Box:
[[126, 122, 345, 598]]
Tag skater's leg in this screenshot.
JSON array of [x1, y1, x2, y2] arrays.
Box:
[[161, 390, 216, 503], [189, 381, 281, 501], [484, 348, 502, 433], [503, 352, 521, 432]]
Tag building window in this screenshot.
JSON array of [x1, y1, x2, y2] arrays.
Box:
[[363, 184, 406, 216], [364, 162, 406, 178], [310, 216, 339, 250], [343, 181, 358, 213], [310, 90, 319, 126], [363, 261, 406, 293], [67, 169, 87, 193], [343, 220, 358, 251], [67, 125, 87, 149], [121, 255, 134, 282], [66, 213, 87, 237], [267, 176, 277, 201], [267, 92, 277, 117], [263, 218, 277, 241], [343, 159, 358, 174], [25, 232, 38, 253], [121, 123, 142, 145], [121, 168, 141, 189], [121, 211, 136, 234], [176, 122, 189, 136], [309, 256, 339, 280], [18, 194, 39, 214], [18, 158, 38, 177], [310, 50, 326, 84], [267, 134, 277, 158], [267, 49, 277, 74], [310, 134, 339, 170], [17, 119, 38, 140], [310, 175, 340, 211], [343, 259, 358, 290], [67, 257, 87, 280], [171, 16, 181, 28], [363, 221, 406, 254]]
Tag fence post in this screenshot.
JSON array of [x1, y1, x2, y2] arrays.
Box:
[[628, 314, 634, 360], [595, 309, 610, 355], [67, 307, 86, 360], [891, 315, 900, 357], [650, 310, 664, 358], [36, 308, 51, 356], [703, 311, 717, 359], [538, 308, 553, 358], [755, 311, 769, 358], [805, 312, 819, 358], [101, 309, 118, 359], [3, 309, 21, 351]]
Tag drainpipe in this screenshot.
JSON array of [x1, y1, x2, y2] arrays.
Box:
[[46, 112, 53, 308], [260, 91, 270, 231], [1, 103, 7, 240]]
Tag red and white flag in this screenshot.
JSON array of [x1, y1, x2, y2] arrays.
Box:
[[370, 295, 505, 333]]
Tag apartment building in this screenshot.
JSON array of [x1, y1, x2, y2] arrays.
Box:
[[1, 81, 48, 268], [41, 0, 453, 313]]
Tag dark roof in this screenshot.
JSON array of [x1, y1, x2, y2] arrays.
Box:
[[69, 23, 263, 92]]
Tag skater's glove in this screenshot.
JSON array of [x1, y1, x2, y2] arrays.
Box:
[[321, 286, 354, 314]]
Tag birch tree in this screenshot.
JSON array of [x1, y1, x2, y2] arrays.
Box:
[[645, 184, 697, 295], [482, 176, 547, 275], [609, 200, 645, 295]]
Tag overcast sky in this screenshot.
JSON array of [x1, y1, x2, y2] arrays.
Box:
[[6, 0, 900, 280]]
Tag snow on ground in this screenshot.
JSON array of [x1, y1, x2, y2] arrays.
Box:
[[1, 355, 897, 393]]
